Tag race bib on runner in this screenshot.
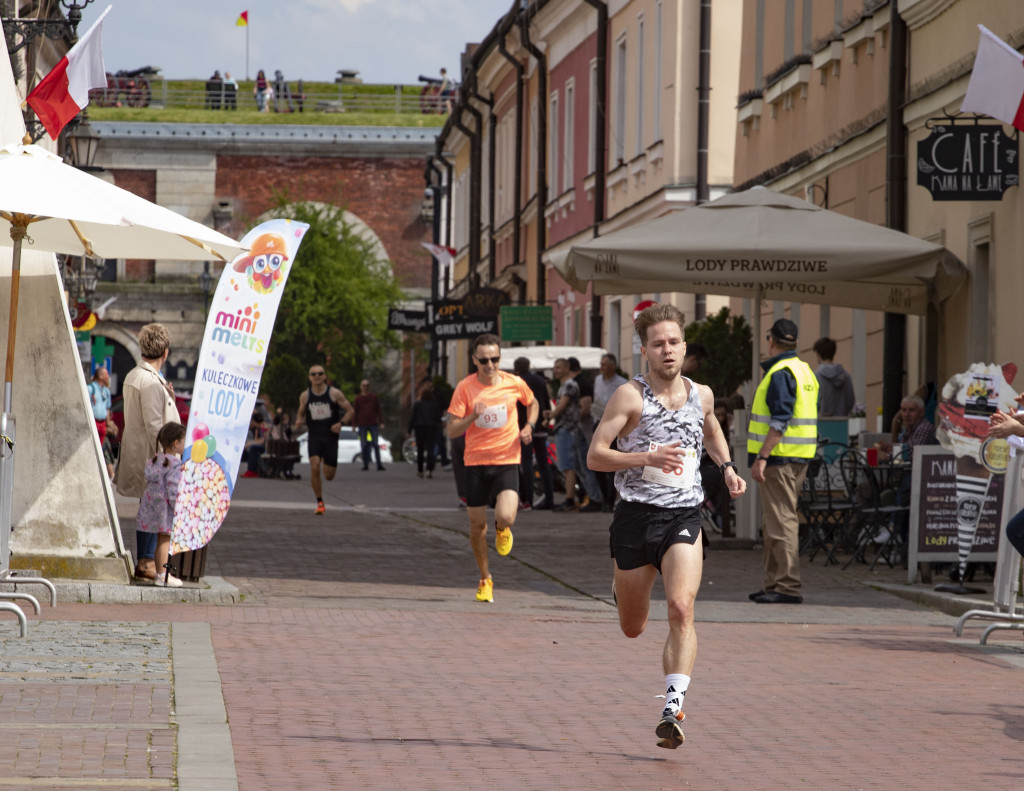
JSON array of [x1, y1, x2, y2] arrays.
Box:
[[308, 402, 332, 420], [642, 442, 698, 489], [474, 403, 507, 429]]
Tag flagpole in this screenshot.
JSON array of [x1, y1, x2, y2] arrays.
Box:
[[246, 22, 249, 81]]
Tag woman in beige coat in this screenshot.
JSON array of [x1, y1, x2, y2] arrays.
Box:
[[114, 323, 180, 581]]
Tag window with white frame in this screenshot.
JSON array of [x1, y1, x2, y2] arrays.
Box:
[[549, 91, 559, 198], [453, 169, 469, 252], [564, 79, 575, 191], [636, 15, 645, 156], [588, 60, 598, 175], [614, 35, 627, 166], [529, 96, 538, 195], [654, 1, 662, 139]]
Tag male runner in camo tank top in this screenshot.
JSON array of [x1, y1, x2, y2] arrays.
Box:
[[588, 303, 746, 749]]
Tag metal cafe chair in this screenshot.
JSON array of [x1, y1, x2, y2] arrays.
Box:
[[840, 452, 909, 570], [799, 442, 855, 565]]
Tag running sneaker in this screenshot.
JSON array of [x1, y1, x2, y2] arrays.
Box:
[[655, 711, 686, 749], [314, 502, 326, 515], [476, 577, 494, 603], [495, 527, 513, 556]]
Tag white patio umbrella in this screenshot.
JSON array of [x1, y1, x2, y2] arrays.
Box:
[[0, 142, 248, 589], [0, 142, 247, 411]]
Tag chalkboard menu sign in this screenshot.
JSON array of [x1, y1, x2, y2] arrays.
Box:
[[907, 446, 1003, 581]]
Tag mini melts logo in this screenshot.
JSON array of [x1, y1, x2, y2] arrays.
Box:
[[211, 302, 265, 353], [232, 232, 290, 294]]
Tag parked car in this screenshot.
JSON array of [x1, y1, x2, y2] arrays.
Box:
[[297, 426, 394, 465]]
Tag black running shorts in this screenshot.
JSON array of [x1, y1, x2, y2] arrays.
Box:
[[465, 464, 520, 508], [307, 431, 339, 468], [609, 501, 707, 572]]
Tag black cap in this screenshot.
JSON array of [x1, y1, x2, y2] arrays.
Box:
[[769, 318, 798, 343]]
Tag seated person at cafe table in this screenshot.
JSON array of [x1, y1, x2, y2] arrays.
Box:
[[873, 394, 938, 546]]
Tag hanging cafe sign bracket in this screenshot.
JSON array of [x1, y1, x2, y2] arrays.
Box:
[[916, 110, 1019, 201]]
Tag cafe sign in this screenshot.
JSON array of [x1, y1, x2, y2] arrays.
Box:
[[916, 122, 1018, 201], [429, 287, 510, 340]]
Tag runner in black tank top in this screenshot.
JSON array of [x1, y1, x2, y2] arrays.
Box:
[[295, 364, 354, 514]]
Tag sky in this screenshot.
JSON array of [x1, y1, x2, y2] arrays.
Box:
[[77, 0, 514, 84]]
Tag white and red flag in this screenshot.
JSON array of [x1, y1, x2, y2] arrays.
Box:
[[421, 242, 456, 268], [25, 5, 112, 140], [961, 25, 1024, 131]]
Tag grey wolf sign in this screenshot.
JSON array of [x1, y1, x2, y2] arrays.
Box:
[[916, 123, 1018, 201], [430, 287, 510, 340]]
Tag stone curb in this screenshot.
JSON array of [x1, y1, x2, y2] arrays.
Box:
[[0, 575, 239, 605], [866, 581, 995, 619]]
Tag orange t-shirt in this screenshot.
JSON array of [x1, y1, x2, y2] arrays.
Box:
[[449, 370, 535, 466]]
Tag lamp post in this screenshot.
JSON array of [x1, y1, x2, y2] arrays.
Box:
[[65, 117, 101, 171]]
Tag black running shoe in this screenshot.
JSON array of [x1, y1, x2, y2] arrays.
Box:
[[655, 712, 685, 749]]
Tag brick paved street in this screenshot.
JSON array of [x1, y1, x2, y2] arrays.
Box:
[[7, 461, 1024, 790]]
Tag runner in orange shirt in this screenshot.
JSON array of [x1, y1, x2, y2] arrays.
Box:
[[447, 334, 539, 602]]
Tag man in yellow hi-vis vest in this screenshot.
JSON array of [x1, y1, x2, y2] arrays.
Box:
[[747, 319, 818, 604]]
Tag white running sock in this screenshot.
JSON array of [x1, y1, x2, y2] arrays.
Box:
[[662, 673, 690, 716]]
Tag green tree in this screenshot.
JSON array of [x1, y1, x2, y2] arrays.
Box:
[[684, 307, 752, 398], [263, 199, 404, 398], [261, 353, 307, 413]]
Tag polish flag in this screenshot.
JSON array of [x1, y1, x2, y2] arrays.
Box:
[[25, 5, 111, 140], [421, 242, 456, 267], [961, 25, 1024, 131]]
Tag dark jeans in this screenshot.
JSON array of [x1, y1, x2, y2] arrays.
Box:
[[520, 433, 554, 506], [136, 530, 157, 562], [359, 425, 382, 468], [434, 425, 450, 466], [1007, 509, 1024, 557], [414, 426, 437, 473], [245, 443, 264, 474]]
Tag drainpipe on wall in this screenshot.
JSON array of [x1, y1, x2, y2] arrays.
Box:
[[581, 0, 607, 346], [426, 155, 445, 376], [520, 7, 547, 307], [883, 2, 908, 429], [497, 20, 525, 276], [468, 80, 496, 284], [693, 0, 711, 322]]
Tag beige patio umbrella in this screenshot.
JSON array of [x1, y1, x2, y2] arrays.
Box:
[[554, 186, 965, 316]]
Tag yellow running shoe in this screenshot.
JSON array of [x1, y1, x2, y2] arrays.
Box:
[[495, 527, 513, 556], [475, 577, 494, 603]]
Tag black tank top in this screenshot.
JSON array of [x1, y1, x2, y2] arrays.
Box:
[[306, 386, 340, 434]]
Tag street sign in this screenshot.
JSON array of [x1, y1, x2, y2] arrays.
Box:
[[916, 122, 1018, 201], [499, 305, 552, 342], [388, 308, 427, 332]]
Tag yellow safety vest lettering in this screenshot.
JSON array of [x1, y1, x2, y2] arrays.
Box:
[[747, 357, 819, 459]]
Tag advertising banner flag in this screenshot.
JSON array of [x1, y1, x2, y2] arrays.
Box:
[[936, 362, 1018, 583], [171, 218, 308, 554]]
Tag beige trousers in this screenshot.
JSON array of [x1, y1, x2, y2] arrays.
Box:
[[760, 462, 809, 597]]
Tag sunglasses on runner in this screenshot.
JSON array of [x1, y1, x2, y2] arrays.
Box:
[[475, 356, 500, 365]]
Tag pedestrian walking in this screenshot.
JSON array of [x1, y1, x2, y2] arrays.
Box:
[[588, 303, 745, 749], [294, 364, 354, 514], [114, 323, 180, 582], [354, 379, 386, 471], [748, 318, 818, 604], [408, 383, 441, 478], [88, 366, 112, 443], [513, 357, 554, 510], [447, 334, 538, 603]]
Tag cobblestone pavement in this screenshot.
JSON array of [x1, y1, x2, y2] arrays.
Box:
[[10, 461, 1024, 790]]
